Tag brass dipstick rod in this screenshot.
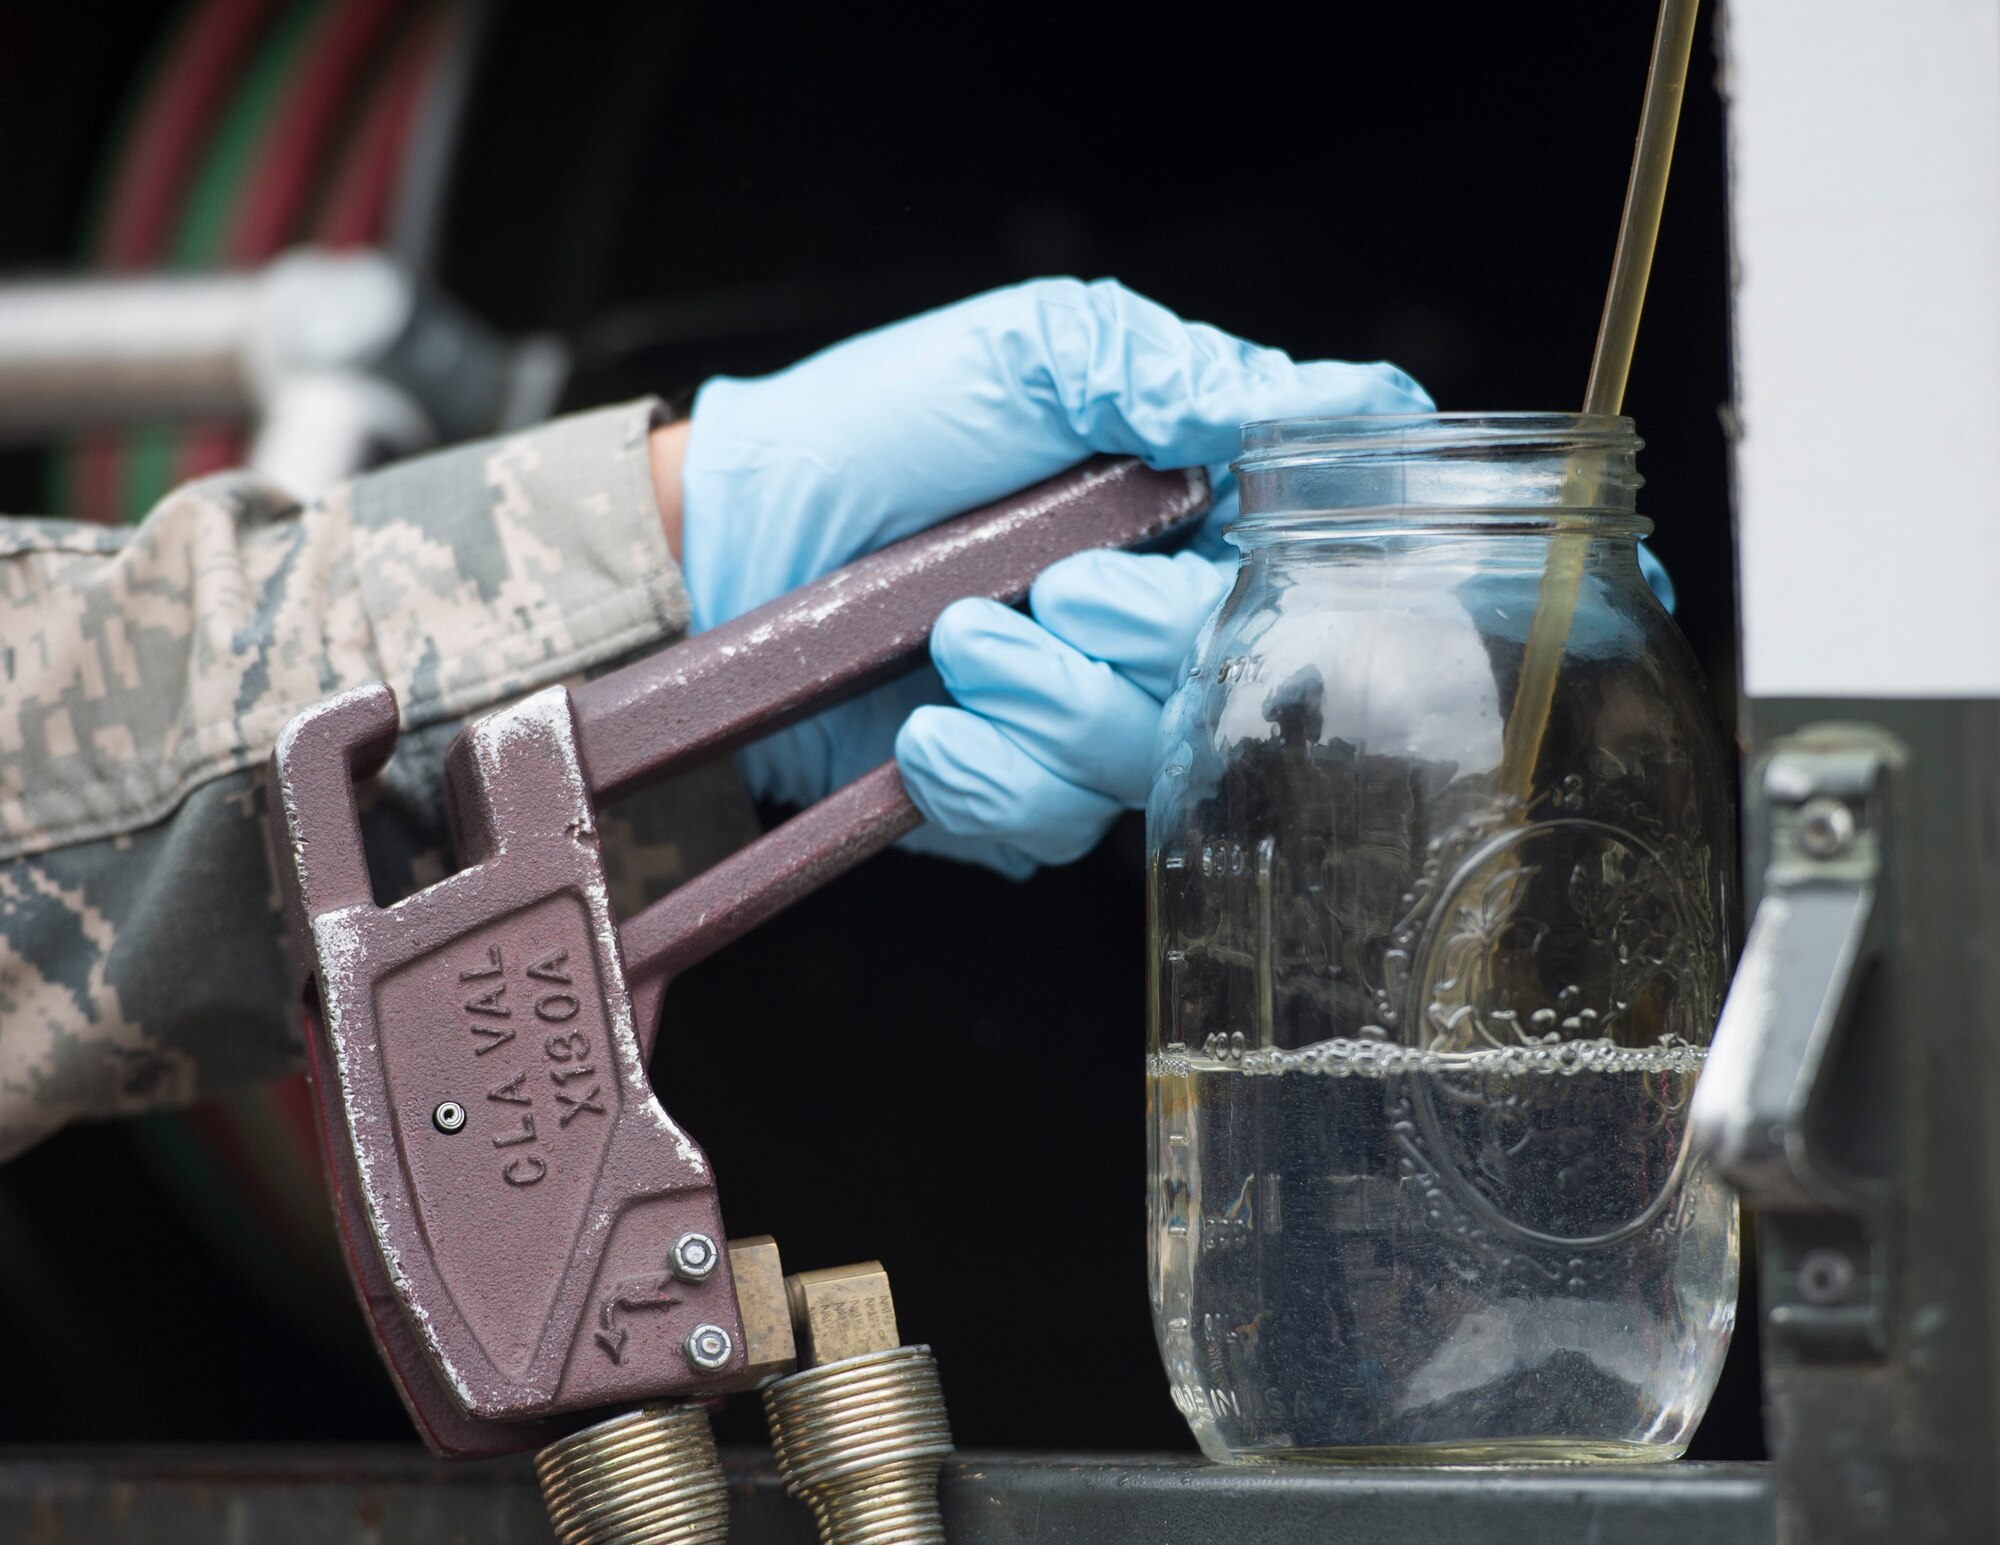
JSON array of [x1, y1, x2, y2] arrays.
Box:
[[1497, 0, 1702, 801]]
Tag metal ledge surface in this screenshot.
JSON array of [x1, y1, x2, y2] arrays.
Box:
[[0, 1448, 1775, 1544]]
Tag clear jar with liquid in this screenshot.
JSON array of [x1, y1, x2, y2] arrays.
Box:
[[1147, 415, 1736, 1464]]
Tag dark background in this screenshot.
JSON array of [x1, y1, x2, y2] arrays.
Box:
[[0, 1, 1754, 1457]]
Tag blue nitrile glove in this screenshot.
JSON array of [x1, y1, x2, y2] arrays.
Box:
[[903, 541, 1676, 877], [901, 547, 1236, 873], [1637, 546, 1675, 612], [680, 277, 1433, 877]]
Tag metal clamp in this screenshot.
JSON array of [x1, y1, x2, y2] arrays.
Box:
[[1692, 728, 1902, 1214], [1692, 724, 1906, 1363]]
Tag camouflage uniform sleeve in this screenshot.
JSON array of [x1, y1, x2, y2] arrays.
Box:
[[0, 399, 757, 1162]]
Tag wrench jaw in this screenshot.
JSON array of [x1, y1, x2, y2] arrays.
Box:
[[275, 686, 559, 1456], [300, 983, 564, 1457], [272, 685, 747, 1458]]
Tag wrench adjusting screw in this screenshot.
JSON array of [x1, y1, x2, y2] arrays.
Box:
[[432, 1100, 467, 1134], [685, 1323, 734, 1371], [672, 1231, 720, 1282]]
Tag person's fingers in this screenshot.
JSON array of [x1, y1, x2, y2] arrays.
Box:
[[731, 668, 1052, 878], [1005, 278, 1431, 471], [896, 704, 1124, 867], [1028, 550, 1232, 702], [1637, 543, 1676, 612], [684, 278, 1430, 622], [929, 597, 1163, 807]]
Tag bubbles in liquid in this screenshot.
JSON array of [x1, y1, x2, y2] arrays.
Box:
[[1150, 1034, 1710, 1081]]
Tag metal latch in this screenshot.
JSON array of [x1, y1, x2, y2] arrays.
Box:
[[1691, 724, 1905, 1360]]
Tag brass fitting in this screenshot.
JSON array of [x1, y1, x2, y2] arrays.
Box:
[[763, 1263, 954, 1545], [784, 1261, 901, 1366], [729, 1235, 800, 1384], [535, 1402, 729, 1545]]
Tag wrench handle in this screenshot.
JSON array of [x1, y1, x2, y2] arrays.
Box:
[[622, 763, 918, 1058], [570, 456, 1207, 803], [600, 457, 1209, 1043]]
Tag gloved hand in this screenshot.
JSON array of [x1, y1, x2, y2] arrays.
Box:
[[680, 277, 1432, 877], [951, 532, 1679, 870], [899, 547, 1236, 875]]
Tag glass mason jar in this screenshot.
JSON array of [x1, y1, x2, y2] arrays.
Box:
[[1146, 415, 1736, 1464]]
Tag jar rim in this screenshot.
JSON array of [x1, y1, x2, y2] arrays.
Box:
[[1224, 507, 1655, 547], [1234, 411, 1640, 473]]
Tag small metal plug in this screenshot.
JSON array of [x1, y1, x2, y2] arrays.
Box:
[[728, 1235, 799, 1385], [783, 1261, 901, 1366]]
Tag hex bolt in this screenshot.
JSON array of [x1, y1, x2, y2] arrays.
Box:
[[432, 1101, 467, 1134], [685, 1324, 734, 1372], [1797, 796, 1857, 860], [672, 1232, 720, 1283], [1798, 1247, 1857, 1306]]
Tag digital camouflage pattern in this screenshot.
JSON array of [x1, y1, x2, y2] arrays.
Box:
[[0, 400, 755, 1161]]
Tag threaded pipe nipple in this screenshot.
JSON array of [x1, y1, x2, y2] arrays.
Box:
[[536, 1402, 729, 1545], [763, 1344, 953, 1545]]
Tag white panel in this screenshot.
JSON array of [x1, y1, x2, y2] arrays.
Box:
[[1730, 0, 2000, 697]]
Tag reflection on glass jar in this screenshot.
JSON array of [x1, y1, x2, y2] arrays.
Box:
[[1146, 415, 1736, 1464]]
